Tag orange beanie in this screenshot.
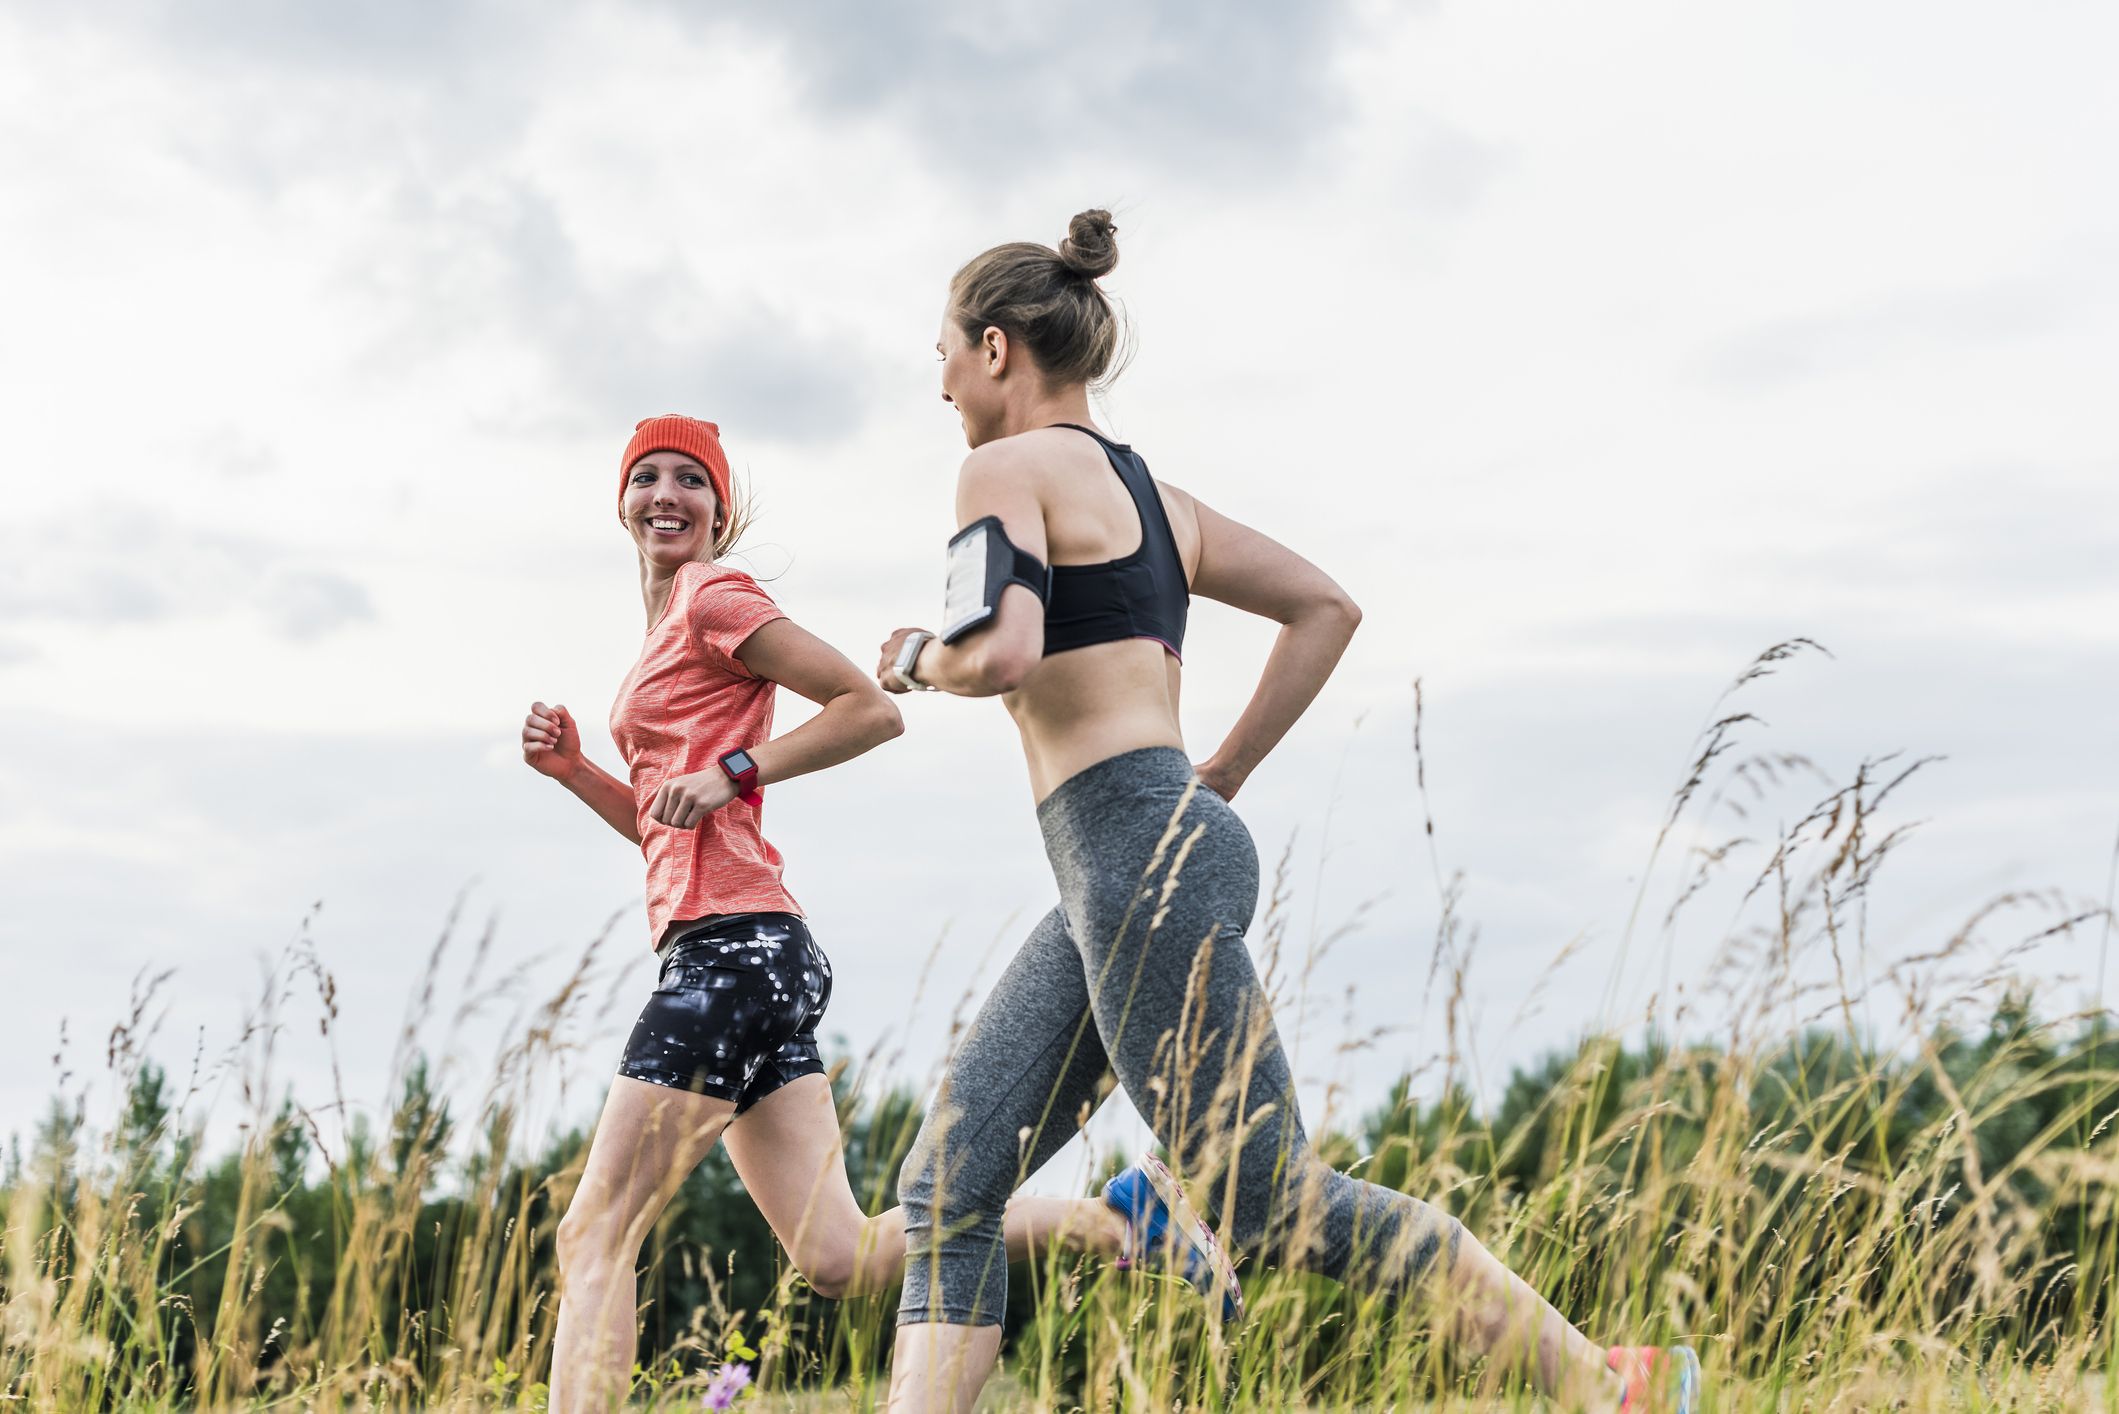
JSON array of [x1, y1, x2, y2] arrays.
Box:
[[619, 415, 732, 518]]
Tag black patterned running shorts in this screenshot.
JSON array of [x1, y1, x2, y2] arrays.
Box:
[[617, 912, 833, 1112]]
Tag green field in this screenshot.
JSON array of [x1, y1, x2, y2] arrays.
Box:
[[7, 649, 2115, 1410]]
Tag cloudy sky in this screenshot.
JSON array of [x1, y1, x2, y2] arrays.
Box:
[[3, 1, 2114, 1176]]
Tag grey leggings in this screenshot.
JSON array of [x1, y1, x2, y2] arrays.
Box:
[[898, 747, 1462, 1326]]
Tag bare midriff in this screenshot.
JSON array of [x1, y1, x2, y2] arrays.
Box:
[[1006, 637, 1185, 803]]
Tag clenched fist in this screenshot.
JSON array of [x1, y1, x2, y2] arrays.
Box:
[[522, 701, 583, 781], [648, 769, 740, 830]]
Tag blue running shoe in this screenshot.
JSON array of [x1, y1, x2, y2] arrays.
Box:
[[1102, 1154, 1243, 1323], [1607, 1344, 1702, 1412]]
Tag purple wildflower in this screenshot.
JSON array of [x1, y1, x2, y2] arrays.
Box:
[[702, 1361, 752, 1410]]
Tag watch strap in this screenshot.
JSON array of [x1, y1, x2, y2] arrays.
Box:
[[895, 630, 940, 692], [717, 748, 763, 807]]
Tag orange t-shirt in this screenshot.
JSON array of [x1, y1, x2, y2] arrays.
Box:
[[609, 560, 801, 945]]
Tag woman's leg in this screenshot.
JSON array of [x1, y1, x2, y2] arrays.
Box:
[[552, 1076, 736, 1414], [889, 906, 1118, 1412], [721, 1073, 1124, 1300], [1048, 762, 1625, 1409]]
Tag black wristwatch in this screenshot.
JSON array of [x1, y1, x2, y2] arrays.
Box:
[[717, 747, 763, 807]]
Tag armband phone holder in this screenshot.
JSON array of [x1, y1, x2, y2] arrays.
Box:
[[941, 515, 1051, 645]]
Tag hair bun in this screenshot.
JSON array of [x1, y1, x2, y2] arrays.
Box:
[[1057, 208, 1119, 280]]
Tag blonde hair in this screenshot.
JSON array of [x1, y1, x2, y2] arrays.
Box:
[[709, 468, 755, 561]]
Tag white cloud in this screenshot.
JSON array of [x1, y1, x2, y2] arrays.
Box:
[[702, 0, 1364, 183], [0, 515, 374, 637]]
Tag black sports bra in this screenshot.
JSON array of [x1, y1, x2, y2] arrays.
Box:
[[1041, 424, 1190, 660]]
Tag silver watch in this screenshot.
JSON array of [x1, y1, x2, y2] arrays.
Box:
[[892, 629, 940, 692]]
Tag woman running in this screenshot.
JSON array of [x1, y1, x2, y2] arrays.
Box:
[[873, 214, 1702, 1413], [522, 415, 1212, 1413]]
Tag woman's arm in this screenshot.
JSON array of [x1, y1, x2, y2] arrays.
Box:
[[646, 619, 905, 829], [522, 702, 645, 845], [1185, 496, 1362, 801], [876, 446, 1046, 697], [736, 619, 906, 781]]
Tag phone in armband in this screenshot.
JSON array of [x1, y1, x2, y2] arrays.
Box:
[[941, 515, 1052, 644]]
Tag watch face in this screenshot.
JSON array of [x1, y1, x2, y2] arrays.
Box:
[[722, 749, 755, 775]]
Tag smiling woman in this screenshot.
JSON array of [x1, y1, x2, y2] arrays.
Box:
[[616, 413, 755, 564], [513, 412, 1159, 1412]]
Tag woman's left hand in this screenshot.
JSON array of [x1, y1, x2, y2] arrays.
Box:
[[649, 769, 740, 829], [1194, 758, 1243, 802]]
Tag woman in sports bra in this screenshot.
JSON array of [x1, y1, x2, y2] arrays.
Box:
[[521, 415, 1198, 1412], [873, 214, 1702, 1413]]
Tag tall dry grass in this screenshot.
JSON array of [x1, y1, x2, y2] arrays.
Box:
[[4, 642, 2115, 1411]]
